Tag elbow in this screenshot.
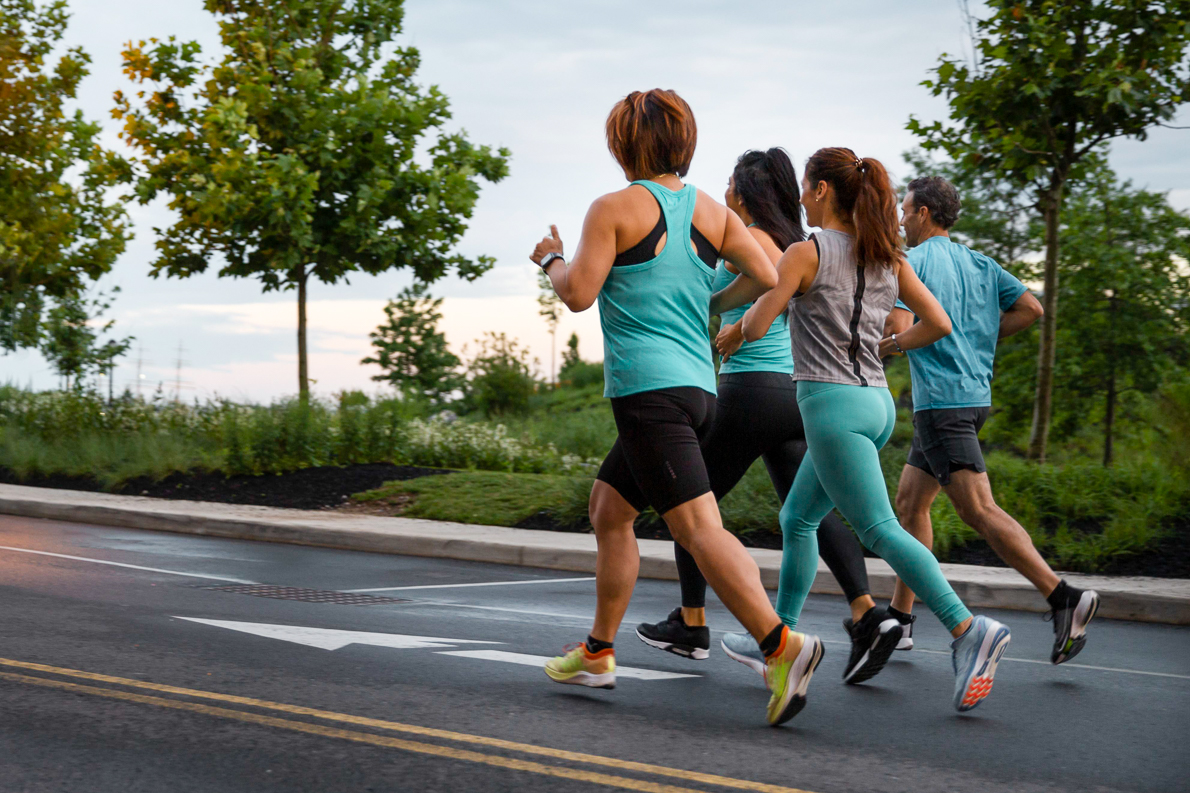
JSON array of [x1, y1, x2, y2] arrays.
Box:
[[564, 296, 594, 312], [757, 267, 778, 291], [937, 316, 953, 338], [1032, 304, 1045, 321], [740, 318, 764, 342]]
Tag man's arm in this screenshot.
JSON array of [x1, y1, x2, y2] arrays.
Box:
[[999, 290, 1043, 339]]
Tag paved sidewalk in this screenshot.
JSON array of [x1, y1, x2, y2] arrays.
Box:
[[1, 482, 1186, 624]]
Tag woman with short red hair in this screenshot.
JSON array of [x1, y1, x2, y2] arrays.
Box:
[[531, 89, 824, 725]]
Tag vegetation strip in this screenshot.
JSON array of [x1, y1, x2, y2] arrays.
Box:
[[0, 658, 814, 793]]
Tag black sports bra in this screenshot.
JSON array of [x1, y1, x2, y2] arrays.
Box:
[[613, 192, 719, 269]]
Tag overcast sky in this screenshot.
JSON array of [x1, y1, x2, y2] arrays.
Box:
[[5, 0, 1189, 401]]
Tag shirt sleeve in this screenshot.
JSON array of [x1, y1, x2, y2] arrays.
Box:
[[996, 264, 1029, 311]]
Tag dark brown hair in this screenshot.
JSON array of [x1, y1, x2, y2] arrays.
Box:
[[606, 89, 697, 179], [907, 175, 961, 229], [805, 147, 902, 267]]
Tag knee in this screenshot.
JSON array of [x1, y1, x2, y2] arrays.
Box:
[[589, 484, 636, 534], [778, 500, 815, 539], [954, 497, 998, 528]]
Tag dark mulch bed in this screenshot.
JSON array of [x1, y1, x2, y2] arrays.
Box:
[[2, 463, 1185, 577], [0, 464, 453, 512]]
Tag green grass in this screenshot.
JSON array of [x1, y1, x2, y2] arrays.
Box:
[[354, 471, 585, 527]]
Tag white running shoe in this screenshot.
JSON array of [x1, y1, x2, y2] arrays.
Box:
[[721, 632, 766, 677], [951, 615, 1011, 712]]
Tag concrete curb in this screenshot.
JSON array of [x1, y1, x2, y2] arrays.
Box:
[[1, 483, 1187, 625]]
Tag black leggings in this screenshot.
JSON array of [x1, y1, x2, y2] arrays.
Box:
[[676, 371, 871, 608]]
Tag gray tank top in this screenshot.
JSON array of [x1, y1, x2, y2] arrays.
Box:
[[790, 228, 898, 388]]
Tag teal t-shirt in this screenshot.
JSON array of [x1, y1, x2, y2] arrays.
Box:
[[895, 235, 1028, 412], [712, 261, 795, 375]]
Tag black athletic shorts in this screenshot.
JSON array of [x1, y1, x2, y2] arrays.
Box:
[[906, 406, 991, 486], [596, 386, 717, 515]]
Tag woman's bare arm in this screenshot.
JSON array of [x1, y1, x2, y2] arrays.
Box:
[[878, 260, 951, 356], [530, 197, 619, 312], [740, 239, 816, 341]]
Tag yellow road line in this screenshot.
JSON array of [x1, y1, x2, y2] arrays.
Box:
[[0, 670, 695, 793], [0, 657, 814, 793]]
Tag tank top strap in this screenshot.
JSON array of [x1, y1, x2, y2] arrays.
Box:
[[630, 180, 700, 266]]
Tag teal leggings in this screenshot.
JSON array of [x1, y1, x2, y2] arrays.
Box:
[[776, 381, 972, 632]]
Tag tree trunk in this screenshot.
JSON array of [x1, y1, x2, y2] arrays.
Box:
[[550, 327, 556, 386], [1103, 294, 1117, 468], [297, 267, 309, 400], [1027, 182, 1064, 462]]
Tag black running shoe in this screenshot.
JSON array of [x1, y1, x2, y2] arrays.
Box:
[[893, 612, 916, 651], [1047, 585, 1099, 664], [635, 608, 710, 660], [841, 607, 903, 685]]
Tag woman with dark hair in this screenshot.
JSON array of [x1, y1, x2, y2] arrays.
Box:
[[727, 147, 1012, 713], [635, 148, 890, 686], [530, 91, 824, 725]]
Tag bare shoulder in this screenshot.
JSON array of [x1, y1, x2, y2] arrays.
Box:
[[785, 239, 818, 261]]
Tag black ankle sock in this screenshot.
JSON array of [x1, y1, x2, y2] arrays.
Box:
[[888, 605, 912, 623], [759, 624, 785, 658], [1046, 580, 1072, 610], [586, 635, 614, 654]]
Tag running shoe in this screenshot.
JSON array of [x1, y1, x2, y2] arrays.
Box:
[[635, 608, 710, 660], [1047, 585, 1099, 665], [721, 632, 767, 677], [951, 616, 1011, 712], [765, 628, 825, 726], [544, 642, 615, 689], [841, 606, 903, 684], [894, 612, 916, 650]]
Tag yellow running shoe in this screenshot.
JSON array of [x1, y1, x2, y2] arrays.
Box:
[[544, 642, 616, 689], [764, 627, 824, 725]]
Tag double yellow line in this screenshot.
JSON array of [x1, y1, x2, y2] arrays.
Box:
[[0, 657, 816, 793]]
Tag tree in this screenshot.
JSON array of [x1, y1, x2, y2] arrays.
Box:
[[0, 0, 130, 351], [39, 289, 132, 391], [464, 332, 537, 417], [557, 331, 603, 388], [112, 0, 510, 399], [1047, 164, 1190, 465], [537, 270, 562, 385], [909, 0, 1190, 461], [362, 282, 461, 404]]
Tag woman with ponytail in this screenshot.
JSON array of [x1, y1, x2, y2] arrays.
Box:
[[636, 148, 883, 686], [730, 147, 1013, 713]]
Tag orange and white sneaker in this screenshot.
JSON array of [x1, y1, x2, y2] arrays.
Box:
[[764, 627, 824, 726], [951, 615, 1011, 712], [544, 642, 616, 689]]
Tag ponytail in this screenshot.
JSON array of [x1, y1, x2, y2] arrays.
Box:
[[805, 147, 901, 267], [731, 148, 805, 251]]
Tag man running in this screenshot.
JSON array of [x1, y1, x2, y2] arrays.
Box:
[[882, 176, 1099, 665]]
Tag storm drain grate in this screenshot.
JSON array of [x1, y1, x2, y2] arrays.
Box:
[[196, 584, 409, 606]]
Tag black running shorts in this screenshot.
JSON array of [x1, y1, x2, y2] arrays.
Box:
[[906, 406, 991, 486], [596, 386, 717, 515]]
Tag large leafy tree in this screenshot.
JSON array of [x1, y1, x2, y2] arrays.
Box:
[[1045, 165, 1190, 465], [362, 282, 461, 404], [113, 0, 510, 398], [909, 0, 1190, 461], [0, 0, 129, 351]]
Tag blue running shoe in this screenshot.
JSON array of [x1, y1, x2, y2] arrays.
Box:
[[951, 615, 1011, 712], [721, 632, 766, 677]]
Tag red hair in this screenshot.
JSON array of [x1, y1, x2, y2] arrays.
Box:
[[605, 89, 697, 179], [805, 147, 902, 267]]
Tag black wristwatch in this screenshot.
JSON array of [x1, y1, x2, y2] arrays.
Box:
[[539, 252, 565, 271]]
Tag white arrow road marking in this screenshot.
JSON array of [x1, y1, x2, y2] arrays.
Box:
[[176, 618, 502, 651], [437, 650, 700, 681]]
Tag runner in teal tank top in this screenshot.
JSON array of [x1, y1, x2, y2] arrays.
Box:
[[529, 89, 824, 726], [711, 258, 794, 375], [597, 179, 717, 397]]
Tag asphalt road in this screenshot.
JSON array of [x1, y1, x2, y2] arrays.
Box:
[[0, 514, 1186, 793]]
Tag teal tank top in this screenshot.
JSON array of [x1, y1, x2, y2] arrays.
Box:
[[712, 260, 795, 375], [598, 180, 718, 398]]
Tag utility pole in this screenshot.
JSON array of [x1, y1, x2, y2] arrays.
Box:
[[174, 340, 185, 403]]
